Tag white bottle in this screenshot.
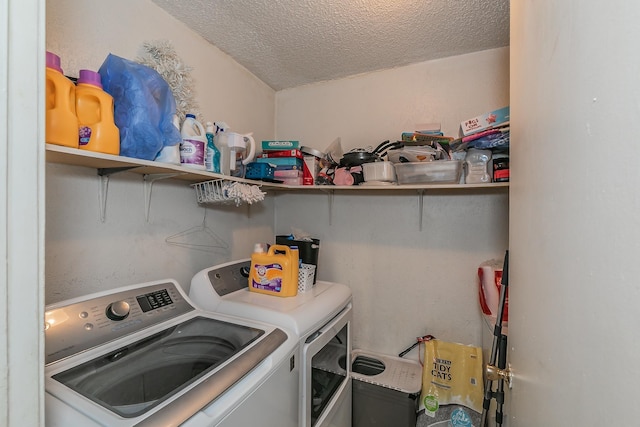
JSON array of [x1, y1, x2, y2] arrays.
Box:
[[180, 114, 206, 170], [214, 127, 231, 176], [155, 114, 181, 164]]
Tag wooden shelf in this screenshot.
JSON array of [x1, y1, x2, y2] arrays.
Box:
[[46, 144, 256, 185], [45, 144, 509, 192]]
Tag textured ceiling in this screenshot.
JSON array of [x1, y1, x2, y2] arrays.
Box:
[[151, 0, 510, 91]]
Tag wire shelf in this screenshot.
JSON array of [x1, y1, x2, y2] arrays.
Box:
[[192, 179, 266, 206]]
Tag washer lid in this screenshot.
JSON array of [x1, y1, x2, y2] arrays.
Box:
[[52, 316, 268, 418], [51, 317, 287, 425]]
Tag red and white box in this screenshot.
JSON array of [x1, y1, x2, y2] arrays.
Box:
[[302, 155, 320, 185], [259, 149, 303, 159]]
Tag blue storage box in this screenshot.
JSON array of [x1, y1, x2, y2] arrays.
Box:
[[245, 162, 275, 180]]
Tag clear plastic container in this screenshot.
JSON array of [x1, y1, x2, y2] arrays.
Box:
[[464, 148, 492, 184], [362, 161, 396, 182], [394, 160, 462, 184]]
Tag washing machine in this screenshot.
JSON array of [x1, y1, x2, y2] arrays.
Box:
[[190, 259, 353, 427], [45, 278, 299, 427]]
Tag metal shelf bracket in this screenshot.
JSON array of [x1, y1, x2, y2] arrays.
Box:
[[143, 173, 186, 222], [418, 189, 425, 231], [97, 167, 138, 223], [320, 189, 335, 225]]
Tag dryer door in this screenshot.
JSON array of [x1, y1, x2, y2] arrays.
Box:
[[302, 304, 352, 427]]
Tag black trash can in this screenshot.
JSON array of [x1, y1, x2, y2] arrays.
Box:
[[351, 349, 423, 427], [275, 235, 320, 283]]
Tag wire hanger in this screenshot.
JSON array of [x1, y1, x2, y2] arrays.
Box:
[[165, 207, 229, 252]]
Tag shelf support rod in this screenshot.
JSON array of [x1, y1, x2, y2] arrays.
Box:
[[97, 167, 138, 223], [143, 173, 185, 222], [98, 174, 109, 223], [418, 189, 425, 231], [317, 189, 335, 225], [98, 166, 139, 176], [327, 190, 335, 225]]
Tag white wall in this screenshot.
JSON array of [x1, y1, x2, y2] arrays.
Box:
[[45, 0, 277, 304], [45, 164, 274, 304], [276, 47, 509, 148], [509, 3, 640, 425], [275, 48, 510, 357], [46, 0, 274, 138]]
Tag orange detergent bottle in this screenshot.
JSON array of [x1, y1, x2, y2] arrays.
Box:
[[249, 244, 298, 297], [45, 51, 78, 148], [75, 69, 120, 155]]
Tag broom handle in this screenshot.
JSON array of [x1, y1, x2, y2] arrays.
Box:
[[481, 250, 509, 427]]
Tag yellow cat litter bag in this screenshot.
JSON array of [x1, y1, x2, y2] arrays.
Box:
[[417, 339, 484, 427]]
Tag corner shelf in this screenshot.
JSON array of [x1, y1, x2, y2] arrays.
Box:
[[45, 144, 509, 191], [46, 144, 509, 229]]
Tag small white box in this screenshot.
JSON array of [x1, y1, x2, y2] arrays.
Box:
[[362, 161, 396, 182]]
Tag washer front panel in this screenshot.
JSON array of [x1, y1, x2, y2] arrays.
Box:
[[45, 281, 193, 365]]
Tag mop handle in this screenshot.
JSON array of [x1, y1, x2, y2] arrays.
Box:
[[495, 334, 508, 426], [481, 250, 509, 427], [493, 250, 509, 337]]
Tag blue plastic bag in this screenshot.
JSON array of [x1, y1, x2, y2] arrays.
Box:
[[98, 54, 181, 160]]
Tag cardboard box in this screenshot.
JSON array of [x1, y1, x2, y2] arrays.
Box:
[[259, 149, 303, 159], [274, 169, 303, 178], [303, 155, 320, 185], [261, 140, 300, 150], [280, 176, 303, 186], [460, 106, 510, 136], [255, 157, 303, 169]]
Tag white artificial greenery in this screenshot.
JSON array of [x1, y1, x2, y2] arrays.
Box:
[[137, 40, 200, 122]]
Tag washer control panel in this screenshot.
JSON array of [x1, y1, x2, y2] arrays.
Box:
[[136, 289, 174, 312], [106, 300, 131, 320], [44, 281, 194, 365], [207, 259, 252, 296]]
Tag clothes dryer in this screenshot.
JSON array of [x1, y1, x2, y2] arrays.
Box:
[[190, 259, 353, 427]]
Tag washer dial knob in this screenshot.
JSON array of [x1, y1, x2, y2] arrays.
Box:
[[106, 301, 130, 321]]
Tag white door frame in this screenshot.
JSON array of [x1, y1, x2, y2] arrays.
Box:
[[0, 0, 45, 425]]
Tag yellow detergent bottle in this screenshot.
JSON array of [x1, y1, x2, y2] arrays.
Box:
[[45, 51, 78, 148], [249, 244, 298, 297], [76, 69, 120, 155]]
